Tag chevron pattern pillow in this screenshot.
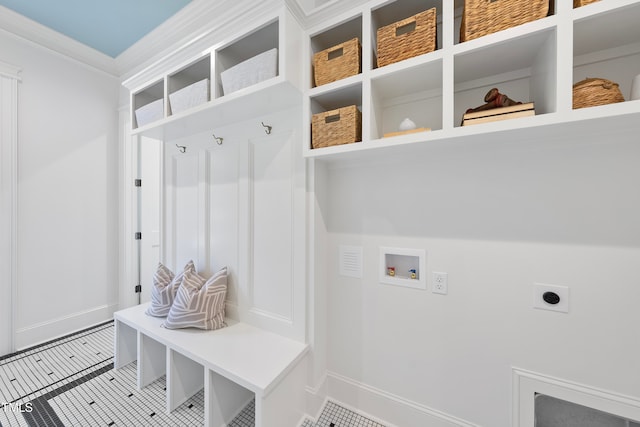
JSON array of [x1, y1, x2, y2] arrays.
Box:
[[145, 261, 195, 317], [162, 266, 227, 330]]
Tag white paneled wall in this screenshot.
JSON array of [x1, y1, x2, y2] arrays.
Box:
[[160, 107, 305, 341], [1, 31, 119, 350]]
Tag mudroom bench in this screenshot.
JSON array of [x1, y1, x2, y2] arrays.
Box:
[[113, 303, 309, 427]]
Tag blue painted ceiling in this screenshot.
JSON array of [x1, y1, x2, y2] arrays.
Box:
[[0, 0, 193, 58]]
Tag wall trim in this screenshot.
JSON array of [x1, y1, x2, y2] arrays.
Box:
[[512, 368, 640, 427], [0, 61, 22, 81], [325, 371, 480, 427], [0, 69, 20, 354], [15, 303, 119, 350], [0, 7, 117, 76]]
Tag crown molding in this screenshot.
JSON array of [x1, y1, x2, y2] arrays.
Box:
[[294, 0, 372, 30], [0, 5, 118, 77], [119, 0, 281, 89], [0, 0, 373, 80]]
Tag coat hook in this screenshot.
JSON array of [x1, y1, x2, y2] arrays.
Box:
[[261, 122, 272, 135], [175, 144, 187, 153], [213, 133, 223, 145]]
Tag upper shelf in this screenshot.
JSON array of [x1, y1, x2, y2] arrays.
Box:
[[129, 8, 304, 139], [303, 0, 640, 161]]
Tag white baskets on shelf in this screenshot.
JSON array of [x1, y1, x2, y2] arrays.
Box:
[[169, 79, 210, 115], [134, 99, 163, 127], [221, 48, 278, 95]]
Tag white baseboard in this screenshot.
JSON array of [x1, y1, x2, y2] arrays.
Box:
[[15, 303, 118, 350], [321, 371, 480, 427]]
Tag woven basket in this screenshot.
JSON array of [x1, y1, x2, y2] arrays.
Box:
[[460, 0, 551, 42], [313, 38, 361, 87], [377, 8, 437, 68], [574, 0, 600, 7], [573, 78, 625, 109], [311, 105, 362, 149]]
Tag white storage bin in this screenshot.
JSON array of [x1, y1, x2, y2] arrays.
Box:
[[169, 79, 210, 115], [221, 48, 278, 95], [134, 99, 163, 127]]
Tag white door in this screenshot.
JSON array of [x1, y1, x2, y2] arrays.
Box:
[[139, 137, 162, 304]]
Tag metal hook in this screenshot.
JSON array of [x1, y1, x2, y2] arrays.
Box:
[[261, 122, 272, 135], [175, 144, 187, 153], [213, 133, 223, 145]]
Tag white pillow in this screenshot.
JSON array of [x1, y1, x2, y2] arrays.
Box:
[[145, 261, 195, 317], [162, 267, 227, 330]]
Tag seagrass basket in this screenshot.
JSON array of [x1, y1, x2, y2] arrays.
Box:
[[574, 0, 600, 7], [460, 0, 552, 42], [573, 78, 625, 109], [311, 105, 362, 149], [377, 8, 437, 68], [313, 38, 361, 87]]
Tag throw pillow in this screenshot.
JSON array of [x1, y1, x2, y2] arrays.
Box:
[[145, 260, 195, 317], [162, 267, 227, 330]]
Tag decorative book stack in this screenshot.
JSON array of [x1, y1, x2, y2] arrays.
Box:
[[462, 102, 535, 126]]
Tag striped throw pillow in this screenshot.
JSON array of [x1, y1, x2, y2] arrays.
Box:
[[162, 267, 227, 330], [145, 260, 195, 317]]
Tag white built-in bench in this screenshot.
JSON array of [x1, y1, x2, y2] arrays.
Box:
[[113, 303, 309, 427]]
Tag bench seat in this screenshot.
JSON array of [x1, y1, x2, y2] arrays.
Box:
[[114, 302, 309, 427]]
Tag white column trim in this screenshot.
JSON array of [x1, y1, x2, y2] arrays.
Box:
[[0, 63, 20, 353], [0, 61, 22, 81]]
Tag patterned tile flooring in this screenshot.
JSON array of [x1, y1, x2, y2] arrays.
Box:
[[0, 321, 387, 427]]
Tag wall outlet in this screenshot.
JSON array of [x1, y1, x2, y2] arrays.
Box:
[[533, 283, 569, 313], [432, 272, 448, 295]]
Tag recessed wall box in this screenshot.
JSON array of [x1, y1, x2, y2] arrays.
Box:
[[379, 247, 426, 290]]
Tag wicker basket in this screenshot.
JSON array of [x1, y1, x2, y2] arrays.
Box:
[[377, 8, 437, 68], [573, 78, 625, 109], [313, 38, 361, 87], [460, 0, 552, 42], [311, 105, 362, 149], [574, 0, 600, 7]]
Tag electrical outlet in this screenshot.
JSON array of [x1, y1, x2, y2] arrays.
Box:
[[533, 283, 569, 313], [432, 272, 448, 295]]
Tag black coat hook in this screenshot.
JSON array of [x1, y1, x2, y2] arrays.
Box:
[[175, 144, 186, 153], [212, 133, 223, 145], [261, 122, 272, 135]]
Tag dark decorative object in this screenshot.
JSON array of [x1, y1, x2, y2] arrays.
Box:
[[466, 88, 523, 115]]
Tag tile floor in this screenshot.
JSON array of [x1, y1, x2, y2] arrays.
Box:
[[0, 321, 388, 427]]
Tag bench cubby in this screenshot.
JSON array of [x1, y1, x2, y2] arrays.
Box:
[[114, 303, 308, 427]]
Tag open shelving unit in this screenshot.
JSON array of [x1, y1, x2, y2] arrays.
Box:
[[303, 0, 640, 162], [129, 8, 303, 140]]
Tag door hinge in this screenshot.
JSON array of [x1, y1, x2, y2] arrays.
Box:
[[134, 179, 142, 187], [135, 285, 142, 293], [135, 232, 142, 240]]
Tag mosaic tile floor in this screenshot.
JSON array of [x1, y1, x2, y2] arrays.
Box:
[[0, 321, 388, 427], [302, 401, 388, 427]]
